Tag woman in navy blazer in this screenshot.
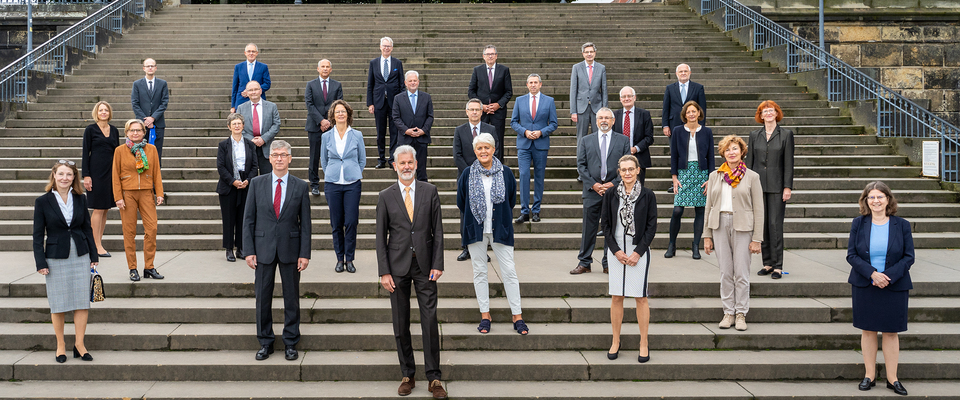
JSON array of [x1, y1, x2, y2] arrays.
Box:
[[33, 160, 98, 363], [456, 133, 527, 335], [666, 101, 715, 259], [846, 181, 913, 395], [217, 113, 259, 262], [320, 100, 366, 273]]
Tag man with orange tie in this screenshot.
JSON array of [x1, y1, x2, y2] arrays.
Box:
[[239, 81, 281, 175]]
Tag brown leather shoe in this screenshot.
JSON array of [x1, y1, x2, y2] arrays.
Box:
[[398, 377, 415, 396], [570, 265, 591, 275], [429, 380, 448, 399]]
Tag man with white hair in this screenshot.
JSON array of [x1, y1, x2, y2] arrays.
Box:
[[238, 80, 281, 175], [392, 70, 434, 182], [614, 86, 654, 185], [231, 43, 271, 113], [661, 63, 706, 137], [368, 37, 405, 168]]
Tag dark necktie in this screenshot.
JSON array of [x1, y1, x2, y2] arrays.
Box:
[[274, 178, 282, 218], [623, 110, 631, 138], [322, 80, 328, 101], [382, 59, 389, 81], [148, 81, 153, 93], [472, 126, 478, 138], [488, 67, 494, 90]]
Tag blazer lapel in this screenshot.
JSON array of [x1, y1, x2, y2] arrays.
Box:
[[278, 178, 295, 220], [885, 217, 900, 264], [47, 192, 68, 226], [393, 184, 412, 225], [412, 181, 428, 226]]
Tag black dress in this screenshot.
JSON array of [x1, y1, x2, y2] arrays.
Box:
[[81, 123, 120, 209]]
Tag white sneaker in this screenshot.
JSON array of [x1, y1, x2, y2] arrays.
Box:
[[735, 313, 747, 331], [719, 314, 735, 329]]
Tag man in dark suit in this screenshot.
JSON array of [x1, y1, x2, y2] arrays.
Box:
[[570, 42, 608, 142], [661, 63, 706, 137], [511, 73, 558, 224], [572, 108, 630, 275], [242, 140, 311, 362], [376, 145, 447, 399], [392, 71, 433, 182], [238, 81, 281, 175], [467, 45, 513, 162], [131, 58, 169, 159], [613, 86, 654, 185], [231, 43, 271, 113], [367, 36, 405, 168], [452, 98, 496, 261], [305, 59, 344, 195]]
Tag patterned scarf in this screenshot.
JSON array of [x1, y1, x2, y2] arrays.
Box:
[[126, 139, 149, 174], [718, 161, 746, 188], [468, 158, 506, 225], [617, 182, 642, 237]]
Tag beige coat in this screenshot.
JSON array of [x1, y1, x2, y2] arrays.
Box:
[[703, 167, 764, 242]]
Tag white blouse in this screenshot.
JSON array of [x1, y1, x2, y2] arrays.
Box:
[[54, 191, 73, 226]]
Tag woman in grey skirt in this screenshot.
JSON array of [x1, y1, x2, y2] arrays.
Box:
[[32, 160, 99, 363]]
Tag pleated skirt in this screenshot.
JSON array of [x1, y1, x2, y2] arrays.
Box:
[[44, 239, 92, 314]]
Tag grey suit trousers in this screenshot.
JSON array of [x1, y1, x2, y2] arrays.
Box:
[[713, 213, 752, 316]]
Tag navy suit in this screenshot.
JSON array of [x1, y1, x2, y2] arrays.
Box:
[[232, 61, 271, 109], [661, 80, 706, 131], [613, 107, 654, 184], [846, 215, 914, 291], [131, 77, 169, 158], [367, 56, 405, 162], [468, 63, 513, 161], [392, 90, 434, 181], [511, 93, 558, 216]]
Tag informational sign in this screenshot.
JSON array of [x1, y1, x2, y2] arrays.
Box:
[[922, 141, 940, 178]]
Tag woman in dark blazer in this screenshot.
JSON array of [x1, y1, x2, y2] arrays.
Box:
[[600, 154, 657, 363], [33, 160, 98, 363], [744, 100, 795, 279], [216, 113, 258, 262], [81, 101, 120, 257], [846, 181, 913, 396], [456, 133, 527, 335], [666, 101, 714, 259], [320, 100, 366, 273]]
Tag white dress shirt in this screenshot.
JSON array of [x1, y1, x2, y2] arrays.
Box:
[[53, 191, 73, 226], [381, 56, 391, 78], [231, 136, 245, 180], [333, 126, 356, 185], [145, 78, 155, 92], [481, 174, 493, 234], [399, 179, 415, 205], [720, 180, 734, 212], [272, 172, 288, 215]]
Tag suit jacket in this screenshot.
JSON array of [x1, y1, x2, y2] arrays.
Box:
[[33, 191, 98, 270], [366, 56, 404, 110], [577, 131, 631, 199], [305, 77, 344, 133], [238, 99, 281, 158], [744, 125, 795, 193], [319, 127, 366, 183], [600, 185, 657, 258], [569, 61, 608, 115], [846, 215, 914, 291], [661, 80, 706, 130], [231, 61, 271, 109], [392, 91, 434, 145], [215, 137, 259, 195], [703, 168, 765, 242], [468, 63, 513, 109], [452, 122, 496, 173], [376, 181, 444, 277], [510, 93, 558, 151], [131, 78, 169, 128], [669, 126, 715, 175], [613, 107, 654, 168], [242, 173, 311, 265]]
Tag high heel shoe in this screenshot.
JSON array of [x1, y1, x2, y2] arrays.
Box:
[[691, 242, 701, 260], [55, 354, 66, 363], [664, 242, 676, 258], [607, 343, 621, 360], [638, 348, 651, 363], [73, 346, 93, 361]]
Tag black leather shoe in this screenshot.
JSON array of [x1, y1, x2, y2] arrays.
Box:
[[98, 252, 111, 258], [236, 249, 244, 259], [311, 188, 321, 196], [514, 213, 529, 224], [143, 268, 164, 279], [667, 186, 675, 194], [858, 377, 875, 391], [375, 161, 388, 169], [531, 213, 540, 222], [345, 261, 356, 273], [691, 245, 701, 260], [72, 346, 92, 361], [487, 255, 491, 263], [226, 249, 236, 262], [596, 230, 604, 236], [607, 344, 620, 360], [335, 261, 345, 273], [255, 345, 273, 360], [664, 242, 676, 258], [886, 381, 907, 396], [457, 248, 470, 262], [129, 269, 141, 282], [284, 346, 298, 361], [638, 352, 651, 363]]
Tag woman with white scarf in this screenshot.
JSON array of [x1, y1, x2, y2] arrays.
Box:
[[456, 133, 527, 335]]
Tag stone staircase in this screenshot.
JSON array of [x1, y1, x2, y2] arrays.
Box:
[[1, 3, 959, 398]]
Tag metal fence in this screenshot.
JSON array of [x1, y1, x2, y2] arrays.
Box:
[[696, 0, 959, 184], [0, 0, 144, 103], [0, 0, 110, 4]]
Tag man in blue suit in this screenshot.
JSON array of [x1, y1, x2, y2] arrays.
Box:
[[511, 74, 558, 224], [367, 37, 405, 168], [661, 63, 706, 137], [391, 71, 433, 182], [231, 43, 271, 113]]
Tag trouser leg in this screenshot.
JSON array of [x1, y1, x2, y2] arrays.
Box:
[[414, 142, 428, 181], [138, 190, 158, 270], [308, 131, 322, 189], [257, 151, 271, 175], [732, 228, 753, 315], [277, 261, 301, 346], [491, 238, 522, 315], [412, 265, 441, 382], [255, 259, 278, 346], [120, 191, 140, 270], [577, 195, 602, 267], [342, 181, 362, 262], [375, 106, 388, 162], [714, 214, 736, 315], [325, 183, 346, 261], [390, 271, 416, 378], [531, 148, 547, 214], [762, 191, 785, 269], [467, 236, 491, 313], [517, 149, 532, 214]]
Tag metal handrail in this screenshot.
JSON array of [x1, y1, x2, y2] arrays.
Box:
[[0, 0, 145, 103], [695, 0, 959, 184]]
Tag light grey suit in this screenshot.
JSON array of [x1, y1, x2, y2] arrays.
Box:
[[238, 99, 281, 174], [570, 61, 608, 142], [576, 130, 630, 269]]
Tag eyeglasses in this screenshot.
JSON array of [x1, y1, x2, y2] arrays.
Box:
[[270, 153, 291, 159], [867, 195, 887, 201], [128, 129, 144, 133], [57, 159, 76, 166], [618, 167, 637, 173], [762, 109, 777, 114], [334, 110, 348, 114], [483, 53, 497, 56]]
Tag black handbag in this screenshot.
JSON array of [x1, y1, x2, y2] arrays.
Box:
[[90, 266, 105, 302]]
